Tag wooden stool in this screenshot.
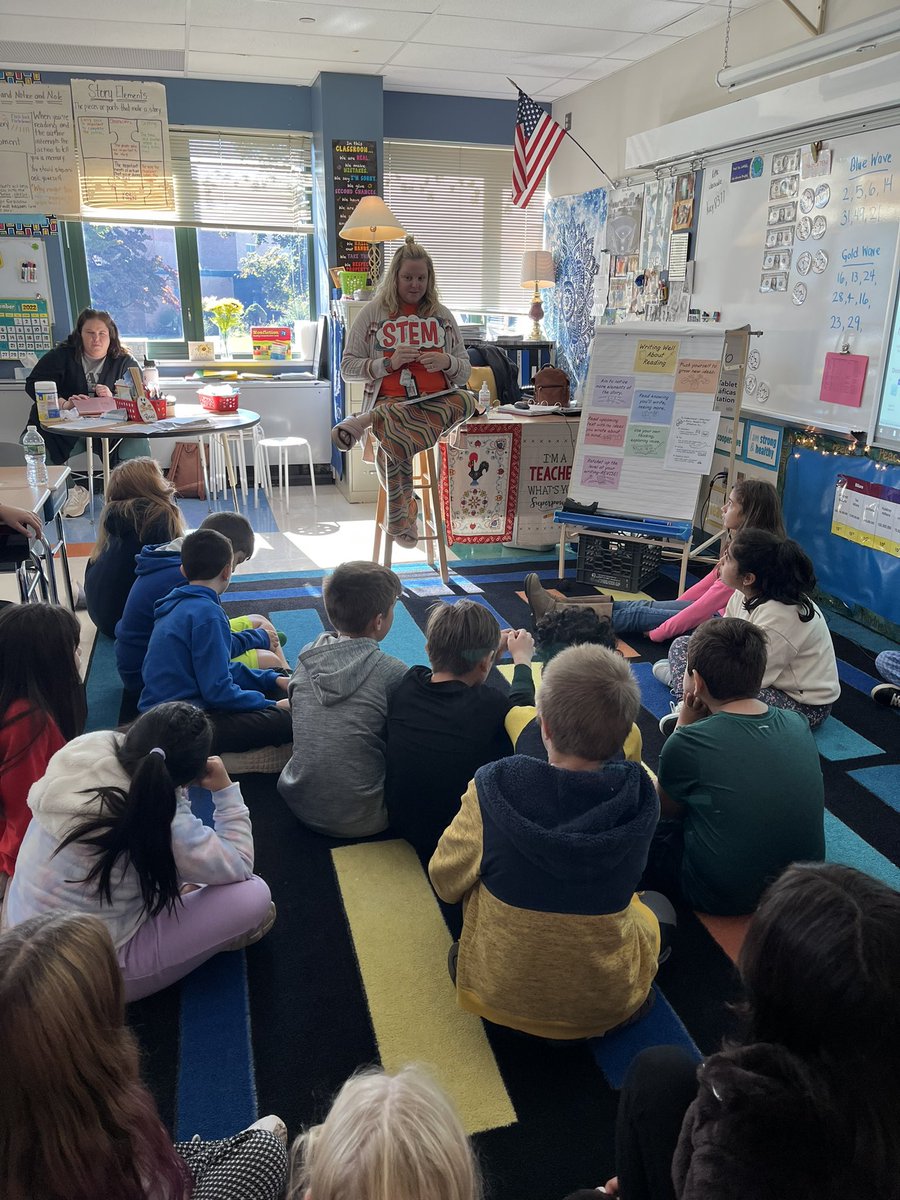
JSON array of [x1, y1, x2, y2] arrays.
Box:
[[372, 445, 449, 583]]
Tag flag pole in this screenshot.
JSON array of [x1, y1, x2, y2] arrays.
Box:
[[507, 77, 615, 185]]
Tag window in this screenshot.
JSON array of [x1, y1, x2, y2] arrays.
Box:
[[384, 141, 545, 314], [65, 129, 314, 359]]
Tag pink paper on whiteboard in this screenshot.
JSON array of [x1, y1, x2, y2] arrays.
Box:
[[820, 352, 868, 408]]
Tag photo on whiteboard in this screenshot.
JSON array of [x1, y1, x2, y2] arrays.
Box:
[[765, 226, 795, 249], [812, 249, 829, 273], [796, 251, 813, 276], [759, 272, 789, 294], [771, 149, 801, 175], [762, 250, 792, 273], [799, 187, 816, 214], [769, 175, 799, 201], [811, 215, 828, 239], [671, 172, 695, 231], [768, 201, 797, 226], [797, 215, 813, 240]]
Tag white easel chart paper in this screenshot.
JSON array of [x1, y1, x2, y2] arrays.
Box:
[[72, 79, 174, 210], [0, 82, 79, 214]]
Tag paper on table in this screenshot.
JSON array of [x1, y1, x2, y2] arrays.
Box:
[[664, 412, 719, 474]]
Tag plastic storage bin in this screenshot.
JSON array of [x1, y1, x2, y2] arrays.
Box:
[[575, 533, 662, 591], [198, 389, 240, 413]]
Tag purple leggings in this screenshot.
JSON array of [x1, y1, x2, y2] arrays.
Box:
[[667, 635, 832, 729], [117, 875, 271, 1002]]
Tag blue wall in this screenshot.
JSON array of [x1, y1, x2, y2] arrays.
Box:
[[384, 90, 518, 145]]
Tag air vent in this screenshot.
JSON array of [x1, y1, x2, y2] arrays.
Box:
[[0, 42, 185, 73]]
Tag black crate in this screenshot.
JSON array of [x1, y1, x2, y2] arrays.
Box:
[[575, 533, 662, 591]]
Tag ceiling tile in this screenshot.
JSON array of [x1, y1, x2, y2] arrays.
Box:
[[607, 32, 682, 61], [189, 0, 426, 40], [659, 5, 727, 36], [383, 65, 553, 100], [186, 49, 380, 82], [390, 43, 600, 78], [0, 14, 185, 48], [425, 0, 700, 33], [188, 25, 399, 64], [411, 14, 640, 56], [561, 58, 632, 83], [0, 0, 185, 18]]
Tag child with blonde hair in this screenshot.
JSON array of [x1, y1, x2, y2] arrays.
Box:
[[287, 1064, 480, 1200], [84, 457, 185, 636]]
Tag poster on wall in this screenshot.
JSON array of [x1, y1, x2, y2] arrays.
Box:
[[832, 474, 900, 557], [606, 185, 644, 256], [640, 177, 675, 272], [0, 81, 79, 214], [439, 424, 521, 543], [71, 79, 174, 210], [513, 424, 576, 542], [672, 172, 695, 231], [332, 140, 378, 273]]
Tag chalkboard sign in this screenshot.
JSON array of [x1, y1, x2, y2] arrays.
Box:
[[332, 139, 378, 273]]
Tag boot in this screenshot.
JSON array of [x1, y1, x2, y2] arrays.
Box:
[[524, 573, 614, 622]]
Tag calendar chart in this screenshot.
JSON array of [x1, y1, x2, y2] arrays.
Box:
[[0, 298, 52, 360]]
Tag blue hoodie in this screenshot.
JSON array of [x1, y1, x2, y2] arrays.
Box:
[[116, 539, 268, 693], [139, 582, 279, 713]]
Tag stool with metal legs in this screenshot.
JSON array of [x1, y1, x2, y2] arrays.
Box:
[[253, 434, 317, 511]]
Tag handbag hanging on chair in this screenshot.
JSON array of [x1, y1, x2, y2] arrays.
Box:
[[167, 441, 206, 500]]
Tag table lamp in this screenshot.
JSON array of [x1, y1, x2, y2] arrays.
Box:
[[520, 249, 555, 340], [339, 196, 407, 286]]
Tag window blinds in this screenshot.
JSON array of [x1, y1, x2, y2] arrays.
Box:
[[384, 140, 545, 314], [80, 129, 313, 231]]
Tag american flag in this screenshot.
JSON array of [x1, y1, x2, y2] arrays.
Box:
[[512, 89, 566, 209]]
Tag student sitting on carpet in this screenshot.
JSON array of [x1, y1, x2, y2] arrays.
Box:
[[139, 530, 292, 755], [278, 561, 407, 837], [647, 618, 825, 916], [0, 604, 86, 898], [287, 1064, 480, 1200], [84, 458, 185, 638], [590, 863, 900, 1200], [3, 702, 275, 1002], [115, 511, 288, 696], [385, 599, 536, 861], [506, 606, 642, 764], [430, 645, 671, 1041], [0, 911, 288, 1200]]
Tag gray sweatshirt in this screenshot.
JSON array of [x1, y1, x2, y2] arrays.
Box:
[[277, 633, 408, 837]]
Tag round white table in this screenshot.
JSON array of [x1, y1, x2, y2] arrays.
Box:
[[49, 404, 261, 519]]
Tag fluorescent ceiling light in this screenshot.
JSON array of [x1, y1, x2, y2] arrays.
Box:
[[717, 9, 900, 89]]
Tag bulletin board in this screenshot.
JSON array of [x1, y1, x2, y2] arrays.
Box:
[[692, 132, 900, 441], [569, 324, 727, 522]]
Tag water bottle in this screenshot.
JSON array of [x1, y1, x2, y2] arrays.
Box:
[[22, 425, 48, 486], [478, 381, 492, 412]]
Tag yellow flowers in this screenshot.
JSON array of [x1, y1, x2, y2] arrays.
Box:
[[202, 296, 245, 338]]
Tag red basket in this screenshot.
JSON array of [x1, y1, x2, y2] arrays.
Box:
[[121, 395, 166, 422], [198, 389, 240, 413]]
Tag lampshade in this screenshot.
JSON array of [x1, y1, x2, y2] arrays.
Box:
[[520, 249, 555, 289], [339, 195, 406, 243]]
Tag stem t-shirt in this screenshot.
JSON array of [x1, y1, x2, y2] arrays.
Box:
[[378, 303, 451, 398]]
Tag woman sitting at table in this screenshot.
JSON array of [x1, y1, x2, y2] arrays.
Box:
[[24, 308, 151, 470], [336, 237, 477, 548]]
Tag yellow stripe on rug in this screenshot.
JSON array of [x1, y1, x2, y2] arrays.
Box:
[[331, 839, 517, 1135]]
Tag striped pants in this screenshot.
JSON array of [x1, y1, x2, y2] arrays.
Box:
[[370, 390, 479, 537]]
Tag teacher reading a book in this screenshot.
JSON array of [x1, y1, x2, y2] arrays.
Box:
[[24, 309, 150, 477], [335, 237, 477, 548]]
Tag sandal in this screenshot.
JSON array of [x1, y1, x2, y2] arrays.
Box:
[[391, 526, 418, 549], [331, 413, 372, 452]]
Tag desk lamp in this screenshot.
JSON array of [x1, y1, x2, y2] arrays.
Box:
[[339, 196, 406, 286], [520, 249, 555, 340]]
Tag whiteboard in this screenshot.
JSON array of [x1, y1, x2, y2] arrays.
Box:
[[570, 324, 726, 522], [693, 134, 900, 439]]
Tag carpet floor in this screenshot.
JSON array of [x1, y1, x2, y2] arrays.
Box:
[[100, 554, 899, 1200]]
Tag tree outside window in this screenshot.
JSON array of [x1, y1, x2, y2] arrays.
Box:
[[83, 225, 183, 341]]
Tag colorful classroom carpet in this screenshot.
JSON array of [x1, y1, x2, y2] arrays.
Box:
[[99, 554, 899, 1200]]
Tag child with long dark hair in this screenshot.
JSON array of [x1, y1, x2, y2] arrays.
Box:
[[0, 911, 287, 1200], [84, 456, 186, 637], [4, 701, 274, 1000], [0, 603, 86, 896], [588, 863, 900, 1200], [663, 530, 839, 730]]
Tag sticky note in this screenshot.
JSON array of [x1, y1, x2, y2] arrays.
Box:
[[581, 456, 623, 489], [632, 389, 675, 424], [634, 340, 678, 373], [585, 412, 629, 447], [592, 376, 634, 409], [675, 358, 720, 393]]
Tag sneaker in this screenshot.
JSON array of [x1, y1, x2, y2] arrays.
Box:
[[224, 901, 276, 952], [63, 484, 90, 518], [524, 572, 556, 622], [246, 1114, 288, 1146], [659, 702, 681, 736], [871, 683, 900, 710], [652, 659, 673, 687]]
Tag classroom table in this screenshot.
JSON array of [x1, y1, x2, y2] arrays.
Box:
[[0, 464, 74, 607], [47, 405, 261, 519]]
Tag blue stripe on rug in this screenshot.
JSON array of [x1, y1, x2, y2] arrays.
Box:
[[837, 658, 882, 697], [631, 661, 676, 720], [825, 810, 900, 889], [225, 585, 325, 603], [813, 718, 883, 761], [176, 786, 257, 1140], [85, 633, 124, 733], [591, 984, 702, 1089], [234, 553, 576, 584], [275, 608, 325, 657], [848, 765, 900, 815], [381, 599, 429, 665]]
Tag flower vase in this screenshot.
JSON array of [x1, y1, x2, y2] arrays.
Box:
[[218, 335, 230, 360]]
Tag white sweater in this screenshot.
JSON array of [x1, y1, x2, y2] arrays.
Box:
[[5, 731, 255, 949], [724, 592, 841, 707]]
